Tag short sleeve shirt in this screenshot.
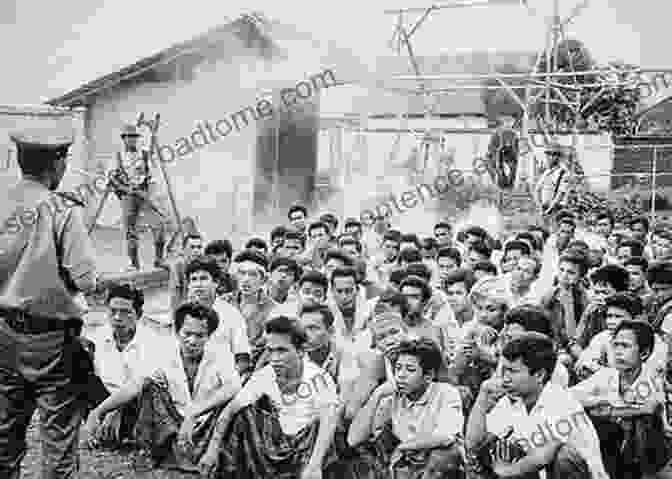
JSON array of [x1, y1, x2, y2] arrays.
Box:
[[488, 382, 608, 479], [389, 382, 463, 442], [236, 357, 339, 435]]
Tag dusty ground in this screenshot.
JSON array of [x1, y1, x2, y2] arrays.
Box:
[[21, 228, 192, 478]]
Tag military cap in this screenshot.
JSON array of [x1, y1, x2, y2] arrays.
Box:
[[120, 124, 141, 137], [10, 128, 74, 150]]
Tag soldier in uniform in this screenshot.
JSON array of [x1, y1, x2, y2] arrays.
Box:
[[111, 123, 170, 271], [0, 128, 99, 478], [534, 143, 573, 219]]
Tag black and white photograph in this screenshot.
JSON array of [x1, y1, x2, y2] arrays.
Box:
[[1, 0, 671, 477]]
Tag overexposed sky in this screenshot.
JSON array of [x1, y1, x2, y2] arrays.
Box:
[[0, 0, 668, 105]]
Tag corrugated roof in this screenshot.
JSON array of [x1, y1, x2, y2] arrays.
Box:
[[46, 13, 278, 108]]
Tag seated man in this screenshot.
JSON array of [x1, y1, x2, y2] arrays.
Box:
[[86, 283, 161, 448], [570, 320, 670, 479], [497, 306, 571, 388], [85, 302, 241, 469], [466, 332, 607, 479], [576, 293, 667, 378], [184, 257, 251, 375], [347, 338, 464, 479], [198, 316, 342, 478], [297, 304, 342, 383]]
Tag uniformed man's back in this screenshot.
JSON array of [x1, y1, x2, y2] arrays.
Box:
[[0, 127, 98, 479]]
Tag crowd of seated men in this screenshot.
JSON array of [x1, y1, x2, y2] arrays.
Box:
[[81, 205, 672, 479]]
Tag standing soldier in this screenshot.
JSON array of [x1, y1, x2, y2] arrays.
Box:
[[0, 128, 99, 478], [110, 123, 169, 271]]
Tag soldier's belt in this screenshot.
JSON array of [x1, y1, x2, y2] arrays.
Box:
[[0, 307, 82, 335]]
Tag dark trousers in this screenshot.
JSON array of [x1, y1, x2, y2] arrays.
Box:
[[0, 319, 85, 479]]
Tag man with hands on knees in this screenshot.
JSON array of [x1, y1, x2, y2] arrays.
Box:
[[465, 332, 607, 479], [84, 301, 241, 469]]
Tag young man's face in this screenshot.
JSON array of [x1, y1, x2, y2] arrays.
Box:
[[587, 248, 605, 268], [298, 281, 326, 308], [266, 332, 302, 379], [211, 253, 230, 274], [616, 246, 633, 265], [185, 238, 204, 260], [511, 257, 537, 291], [626, 265, 646, 291], [611, 329, 643, 372], [595, 218, 612, 238], [107, 296, 138, 334], [434, 227, 452, 246], [500, 322, 527, 345], [309, 226, 329, 246], [324, 258, 346, 281], [187, 270, 217, 305], [438, 255, 459, 278], [271, 235, 284, 250], [289, 211, 307, 232], [401, 285, 425, 316], [281, 239, 303, 258], [557, 260, 582, 288], [445, 281, 468, 313], [606, 306, 631, 332], [501, 356, 542, 399], [589, 281, 616, 306], [298, 312, 331, 350], [332, 275, 357, 311], [393, 354, 429, 396], [383, 240, 400, 261], [501, 249, 524, 274], [177, 315, 210, 360], [235, 261, 265, 295], [371, 318, 407, 354], [473, 297, 505, 329], [270, 265, 295, 291], [557, 222, 575, 243]]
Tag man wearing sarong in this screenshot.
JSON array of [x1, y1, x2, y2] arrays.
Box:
[[184, 257, 251, 376], [347, 337, 465, 479], [84, 302, 241, 469], [571, 320, 670, 479], [86, 283, 162, 449], [466, 332, 606, 479], [198, 315, 342, 479]]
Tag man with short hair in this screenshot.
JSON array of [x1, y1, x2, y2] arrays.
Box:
[[649, 261, 672, 337], [85, 302, 241, 470], [184, 257, 251, 375], [267, 257, 300, 305], [288, 204, 309, 235], [434, 221, 453, 248], [1, 128, 99, 479], [204, 239, 236, 296], [437, 247, 462, 290], [467, 333, 607, 479], [466, 240, 493, 271], [169, 233, 205, 311], [329, 266, 374, 344], [86, 283, 161, 449], [199, 316, 342, 478], [500, 239, 532, 275], [443, 269, 475, 327]]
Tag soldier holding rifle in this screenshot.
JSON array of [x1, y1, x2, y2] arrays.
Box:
[[0, 128, 99, 478], [111, 123, 171, 271]]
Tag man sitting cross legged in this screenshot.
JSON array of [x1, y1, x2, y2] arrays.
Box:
[[198, 315, 342, 479], [184, 256, 251, 375], [571, 319, 671, 479], [466, 332, 607, 479], [347, 337, 465, 479], [84, 302, 241, 470], [85, 283, 163, 449]]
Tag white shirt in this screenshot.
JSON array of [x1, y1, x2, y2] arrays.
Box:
[[487, 382, 608, 479], [578, 330, 668, 377], [158, 338, 241, 419], [210, 298, 251, 356], [91, 323, 161, 394], [236, 357, 340, 435]]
